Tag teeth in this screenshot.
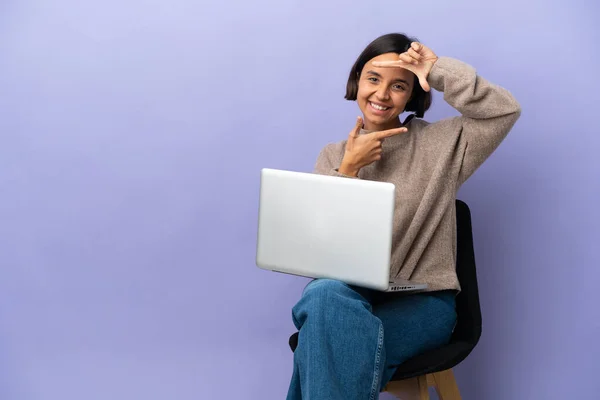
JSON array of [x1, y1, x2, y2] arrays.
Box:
[[370, 102, 389, 111]]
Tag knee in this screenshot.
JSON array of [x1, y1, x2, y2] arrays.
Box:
[[292, 279, 370, 327], [303, 279, 348, 298], [292, 279, 347, 328], [301, 279, 359, 309]]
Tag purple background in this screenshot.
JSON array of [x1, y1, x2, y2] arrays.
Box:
[[1, 1, 598, 399]]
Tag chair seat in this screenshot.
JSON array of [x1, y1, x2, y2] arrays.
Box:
[[289, 332, 473, 382], [389, 340, 473, 381]]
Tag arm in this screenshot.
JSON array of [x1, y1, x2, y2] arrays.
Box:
[[428, 57, 522, 184]]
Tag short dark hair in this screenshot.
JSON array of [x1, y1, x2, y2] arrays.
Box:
[[345, 33, 432, 118]]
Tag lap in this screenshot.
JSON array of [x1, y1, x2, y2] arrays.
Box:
[[299, 279, 457, 365], [301, 278, 375, 303]]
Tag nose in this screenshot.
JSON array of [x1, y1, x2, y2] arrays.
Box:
[[375, 85, 390, 101]]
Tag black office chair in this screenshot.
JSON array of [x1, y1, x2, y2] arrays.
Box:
[[288, 200, 482, 399]]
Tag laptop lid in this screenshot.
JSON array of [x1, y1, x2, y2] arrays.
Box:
[[256, 168, 396, 291]]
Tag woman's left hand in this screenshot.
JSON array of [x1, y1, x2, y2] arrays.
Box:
[[372, 42, 438, 92]]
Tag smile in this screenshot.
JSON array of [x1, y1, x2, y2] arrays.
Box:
[[369, 101, 391, 111]]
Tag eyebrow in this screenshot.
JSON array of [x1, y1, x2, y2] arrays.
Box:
[[365, 70, 410, 85]]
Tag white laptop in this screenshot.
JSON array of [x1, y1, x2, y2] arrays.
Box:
[[255, 168, 427, 292]]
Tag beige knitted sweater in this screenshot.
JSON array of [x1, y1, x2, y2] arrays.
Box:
[[313, 57, 521, 292]]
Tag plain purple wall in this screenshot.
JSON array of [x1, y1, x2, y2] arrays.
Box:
[[1, 1, 598, 399]]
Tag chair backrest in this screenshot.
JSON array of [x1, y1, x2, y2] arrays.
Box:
[[452, 200, 482, 347]]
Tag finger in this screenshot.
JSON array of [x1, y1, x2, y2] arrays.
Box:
[[376, 127, 408, 139], [348, 116, 362, 142], [371, 60, 405, 68], [411, 42, 422, 52], [418, 75, 431, 92], [399, 53, 416, 64], [407, 48, 422, 61], [355, 116, 363, 132]]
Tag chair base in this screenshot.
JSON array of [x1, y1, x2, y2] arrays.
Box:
[[384, 369, 461, 400]]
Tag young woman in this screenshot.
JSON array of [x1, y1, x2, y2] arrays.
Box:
[[286, 33, 521, 400]]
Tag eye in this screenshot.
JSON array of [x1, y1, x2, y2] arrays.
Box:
[[393, 84, 406, 91], [367, 77, 379, 83]]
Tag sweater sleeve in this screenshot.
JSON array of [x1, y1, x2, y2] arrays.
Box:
[[313, 143, 359, 179], [428, 57, 522, 184]]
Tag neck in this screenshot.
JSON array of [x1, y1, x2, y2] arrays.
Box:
[[363, 117, 401, 132]]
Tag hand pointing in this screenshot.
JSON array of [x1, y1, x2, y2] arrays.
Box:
[[339, 116, 408, 177]]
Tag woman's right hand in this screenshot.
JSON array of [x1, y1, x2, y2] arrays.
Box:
[[338, 117, 408, 177]]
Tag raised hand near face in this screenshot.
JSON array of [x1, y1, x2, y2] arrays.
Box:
[[371, 42, 438, 92]]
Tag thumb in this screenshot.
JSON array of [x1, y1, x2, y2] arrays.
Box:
[[348, 116, 363, 145], [418, 73, 431, 92]]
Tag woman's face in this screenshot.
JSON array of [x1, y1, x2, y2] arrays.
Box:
[[356, 53, 415, 131]]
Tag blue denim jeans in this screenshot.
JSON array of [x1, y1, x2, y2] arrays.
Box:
[[286, 279, 457, 400]]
